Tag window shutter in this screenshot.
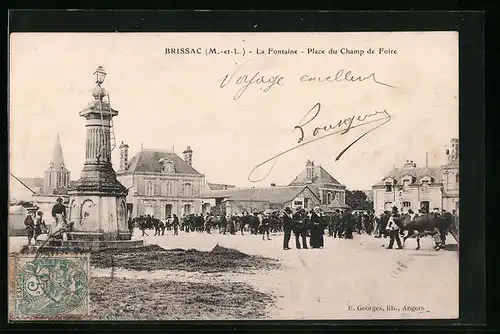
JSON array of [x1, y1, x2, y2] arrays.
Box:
[[137, 201, 145, 216], [154, 180, 161, 196], [155, 201, 161, 218], [137, 177, 145, 195]]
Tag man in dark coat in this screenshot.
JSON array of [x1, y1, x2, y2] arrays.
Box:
[[260, 213, 271, 240], [378, 211, 390, 237], [344, 209, 354, 239], [173, 214, 180, 235], [282, 207, 293, 250], [220, 214, 227, 235], [51, 197, 66, 227], [34, 211, 47, 241], [24, 210, 36, 245], [128, 216, 134, 235], [241, 213, 250, 236], [292, 208, 308, 249]]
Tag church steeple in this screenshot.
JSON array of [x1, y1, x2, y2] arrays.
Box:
[[50, 133, 65, 170], [44, 134, 71, 194]]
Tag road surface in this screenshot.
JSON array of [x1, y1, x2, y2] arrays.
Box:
[[9, 230, 458, 320]]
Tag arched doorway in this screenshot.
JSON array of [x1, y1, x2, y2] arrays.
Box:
[[202, 203, 211, 215]]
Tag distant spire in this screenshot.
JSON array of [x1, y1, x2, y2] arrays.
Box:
[[50, 133, 65, 169]]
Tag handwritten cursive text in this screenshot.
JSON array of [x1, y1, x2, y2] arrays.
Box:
[[247, 102, 392, 182], [219, 60, 285, 100]]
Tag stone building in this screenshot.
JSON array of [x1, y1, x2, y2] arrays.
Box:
[[43, 133, 71, 195], [9, 134, 73, 221], [371, 138, 459, 216], [441, 138, 460, 213], [202, 160, 347, 215], [116, 144, 205, 218]]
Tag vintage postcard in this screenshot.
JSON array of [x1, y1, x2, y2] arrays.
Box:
[[9, 32, 459, 320]]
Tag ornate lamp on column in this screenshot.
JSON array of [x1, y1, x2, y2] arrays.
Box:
[[66, 66, 136, 244]]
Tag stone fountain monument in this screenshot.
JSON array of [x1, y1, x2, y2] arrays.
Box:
[[52, 66, 143, 249]]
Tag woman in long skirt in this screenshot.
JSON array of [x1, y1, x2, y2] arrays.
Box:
[[309, 207, 324, 248]]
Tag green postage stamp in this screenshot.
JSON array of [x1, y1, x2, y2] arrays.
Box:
[[9, 252, 90, 320]]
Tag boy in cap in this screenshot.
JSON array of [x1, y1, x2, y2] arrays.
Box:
[[385, 207, 403, 249]]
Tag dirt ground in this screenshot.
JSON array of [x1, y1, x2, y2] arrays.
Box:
[[90, 277, 274, 320], [9, 231, 459, 320]]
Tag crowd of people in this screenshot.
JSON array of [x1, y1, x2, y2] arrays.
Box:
[[23, 196, 459, 252], [127, 206, 459, 251], [23, 196, 72, 245]]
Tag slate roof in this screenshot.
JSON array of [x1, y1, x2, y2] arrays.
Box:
[[373, 166, 442, 186], [207, 183, 236, 190], [289, 165, 343, 186], [320, 198, 350, 211], [124, 149, 203, 175], [18, 177, 44, 189], [202, 185, 317, 204]]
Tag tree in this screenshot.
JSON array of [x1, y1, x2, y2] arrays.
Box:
[[345, 190, 374, 211]]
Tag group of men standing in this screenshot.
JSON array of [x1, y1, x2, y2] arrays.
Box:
[[23, 197, 70, 245]]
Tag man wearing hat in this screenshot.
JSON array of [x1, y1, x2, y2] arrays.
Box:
[[292, 207, 308, 249], [34, 211, 47, 241], [51, 197, 67, 228], [24, 208, 36, 245], [282, 207, 293, 250], [385, 207, 403, 249], [343, 208, 354, 239]]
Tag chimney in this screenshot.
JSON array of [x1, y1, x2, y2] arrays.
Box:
[[119, 141, 129, 170], [306, 160, 314, 182], [451, 138, 459, 162], [183, 146, 193, 166], [403, 160, 415, 169]]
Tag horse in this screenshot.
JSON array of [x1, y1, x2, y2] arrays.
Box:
[[153, 218, 165, 236], [398, 213, 454, 250]]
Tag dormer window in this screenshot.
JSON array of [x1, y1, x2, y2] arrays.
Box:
[[402, 179, 410, 192], [421, 180, 429, 191], [159, 158, 175, 173]]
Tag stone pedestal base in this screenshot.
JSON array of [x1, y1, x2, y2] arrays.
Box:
[[67, 231, 132, 241], [67, 193, 130, 241], [35, 239, 144, 250]]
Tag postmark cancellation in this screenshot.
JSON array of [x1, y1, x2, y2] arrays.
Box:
[[9, 252, 90, 320]]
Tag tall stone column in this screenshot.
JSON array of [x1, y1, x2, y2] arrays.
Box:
[[67, 66, 130, 241]]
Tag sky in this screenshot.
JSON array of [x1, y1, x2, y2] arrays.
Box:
[[9, 32, 458, 191]]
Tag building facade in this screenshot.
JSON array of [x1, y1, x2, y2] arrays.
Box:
[[202, 160, 347, 215], [372, 138, 459, 216], [116, 144, 205, 218], [9, 134, 73, 224], [289, 160, 347, 205]]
